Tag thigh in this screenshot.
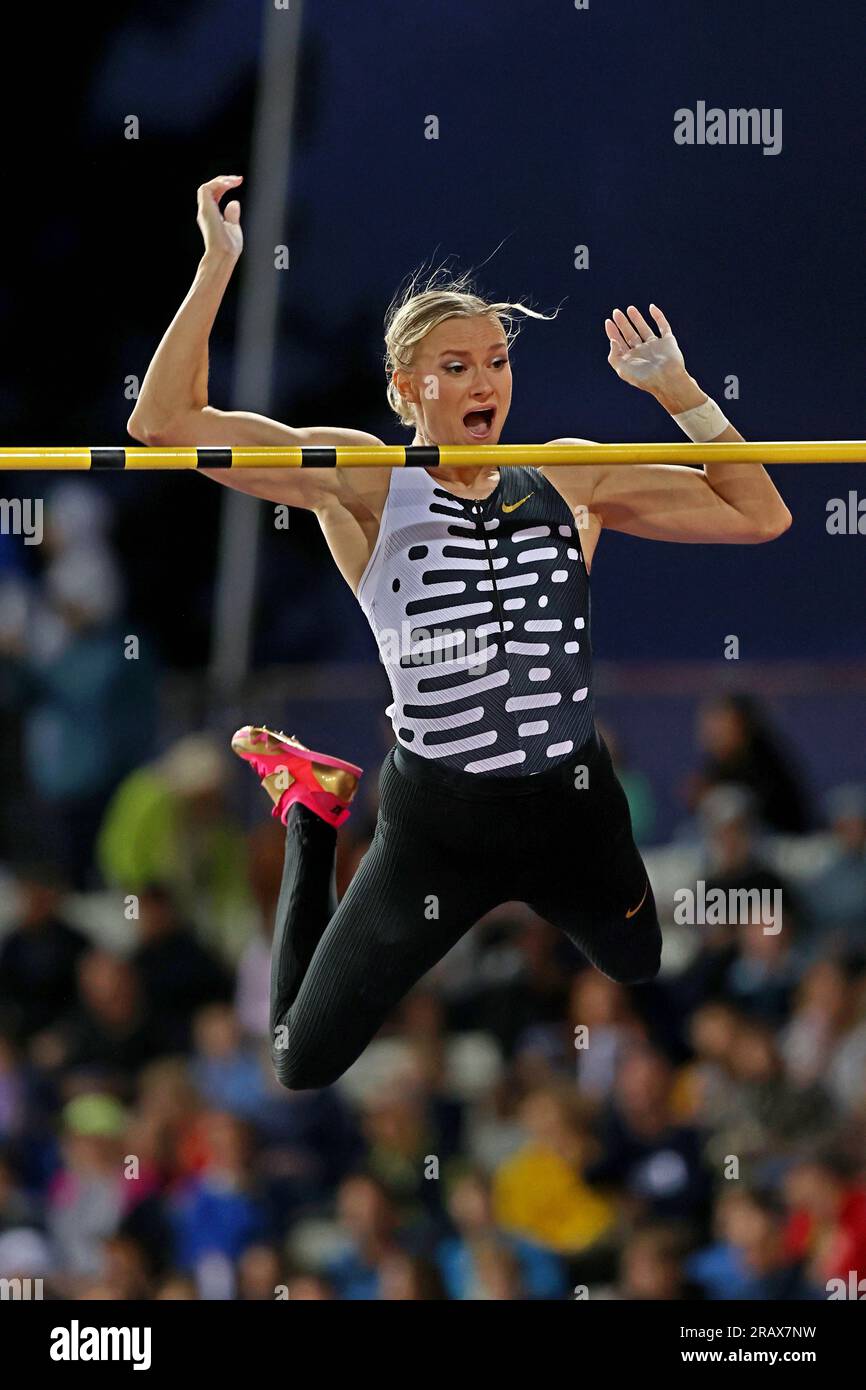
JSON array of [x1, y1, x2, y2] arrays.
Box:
[[526, 747, 662, 985]]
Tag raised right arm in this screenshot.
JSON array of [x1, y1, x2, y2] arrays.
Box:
[[126, 176, 384, 509]]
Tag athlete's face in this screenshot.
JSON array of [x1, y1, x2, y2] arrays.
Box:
[[396, 314, 512, 445]]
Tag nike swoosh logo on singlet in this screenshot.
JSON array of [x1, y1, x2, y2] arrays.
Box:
[[502, 493, 534, 513], [625, 880, 649, 919]]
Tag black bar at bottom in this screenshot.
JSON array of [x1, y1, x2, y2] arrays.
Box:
[[3, 1296, 857, 1374]]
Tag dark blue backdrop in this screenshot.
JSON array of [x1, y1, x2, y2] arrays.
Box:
[[283, 0, 865, 661], [2, 0, 863, 664]]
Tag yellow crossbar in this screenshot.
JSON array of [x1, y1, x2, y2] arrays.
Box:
[[0, 442, 862, 470]]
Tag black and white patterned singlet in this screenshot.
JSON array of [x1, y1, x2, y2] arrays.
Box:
[[356, 464, 594, 776]]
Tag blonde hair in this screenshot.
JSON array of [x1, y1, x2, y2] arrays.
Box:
[[384, 263, 558, 429]]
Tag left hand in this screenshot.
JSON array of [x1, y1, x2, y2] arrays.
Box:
[[605, 304, 687, 395]]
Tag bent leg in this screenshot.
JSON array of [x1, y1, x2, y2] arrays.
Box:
[[272, 812, 495, 1090], [531, 855, 662, 985], [269, 803, 339, 1034]]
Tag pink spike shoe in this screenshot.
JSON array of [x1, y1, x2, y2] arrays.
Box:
[[231, 725, 363, 828]]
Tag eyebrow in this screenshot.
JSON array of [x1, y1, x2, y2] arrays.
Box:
[[437, 343, 508, 358]]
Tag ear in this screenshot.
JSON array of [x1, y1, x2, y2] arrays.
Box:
[[392, 369, 416, 404]]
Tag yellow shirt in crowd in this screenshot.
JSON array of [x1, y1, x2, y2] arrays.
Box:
[[493, 1145, 615, 1253]]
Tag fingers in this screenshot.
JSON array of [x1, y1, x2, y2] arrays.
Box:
[[625, 305, 656, 341], [605, 304, 671, 354], [604, 317, 629, 351], [649, 303, 672, 336], [611, 307, 647, 348], [197, 175, 243, 209]]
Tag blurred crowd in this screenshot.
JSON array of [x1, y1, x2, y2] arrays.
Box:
[[1, 484, 865, 1300], [1, 0, 862, 1305], [0, 596, 865, 1299]]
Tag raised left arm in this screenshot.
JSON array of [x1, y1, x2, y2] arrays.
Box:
[[543, 304, 793, 544]]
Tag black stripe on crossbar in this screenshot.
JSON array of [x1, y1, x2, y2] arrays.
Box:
[[405, 446, 441, 467], [196, 449, 232, 469], [300, 448, 337, 467], [90, 448, 126, 470]]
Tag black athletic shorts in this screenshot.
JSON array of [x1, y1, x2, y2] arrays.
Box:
[[270, 728, 661, 1089]]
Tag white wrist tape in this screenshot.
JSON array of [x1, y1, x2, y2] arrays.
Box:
[[672, 397, 730, 442]]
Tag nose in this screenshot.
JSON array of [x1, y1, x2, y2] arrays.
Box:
[[470, 369, 496, 399]]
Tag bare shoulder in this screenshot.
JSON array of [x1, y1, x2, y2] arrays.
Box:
[[538, 438, 603, 570], [310, 435, 395, 596], [306, 429, 393, 521], [183, 410, 392, 512], [538, 437, 602, 509]]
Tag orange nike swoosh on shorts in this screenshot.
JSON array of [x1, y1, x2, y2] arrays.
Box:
[[502, 493, 534, 513], [625, 880, 649, 919]]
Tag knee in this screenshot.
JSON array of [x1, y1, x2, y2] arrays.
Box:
[[623, 939, 663, 985], [272, 1049, 341, 1092], [617, 954, 662, 986], [598, 925, 663, 986]]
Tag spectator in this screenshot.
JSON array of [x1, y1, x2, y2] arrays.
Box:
[[783, 1153, 866, 1290], [97, 1232, 155, 1300], [667, 787, 800, 1027], [97, 734, 252, 962], [587, 1047, 712, 1225], [393, 1022, 466, 1171], [378, 1250, 448, 1300], [326, 1174, 405, 1300], [464, 916, 573, 1060], [169, 1112, 269, 1281], [189, 1004, 266, 1117], [14, 538, 157, 885], [569, 971, 647, 1103], [803, 785, 866, 952], [45, 951, 164, 1084], [236, 1243, 284, 1300], [131, 1057, 203, 1186], [461, 1237, 526, 1300], [358, 1083, 435, 1217], [675, 1002, 742, 1125], [616, 1224, 697, 1300], [0, 1149, 42, 1234], [154, 1274, 199, 1299], [727, 1189, 821, 1300], [780, 958, 866, 1107], [250, 1053, 363, 1222], [233, 821, 285, 1039], [46, 1092, 151, 1282], [131, 886, 233, 1053], [492, 1085, 615, 1255], [700, 785, 798, 930], [689, 694, 810, 834], [437, 1168, 566, 1299], [703, 1022, 835, 1172], [0, 867, 88, 1040], [687, 1188, 760, 1300], [725, 919, 801, 1028], [285, 1272, 334, 1300], [0, 1225, 57, 1295]]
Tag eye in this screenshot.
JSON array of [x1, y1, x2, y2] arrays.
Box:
[[492, 357, 508, 369], [445, 362, 465, 374]]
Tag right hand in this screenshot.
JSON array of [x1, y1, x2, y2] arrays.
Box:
[[196, 174, 244, 259]]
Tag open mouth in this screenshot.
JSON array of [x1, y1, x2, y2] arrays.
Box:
[[462, 406, 496, 439]]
